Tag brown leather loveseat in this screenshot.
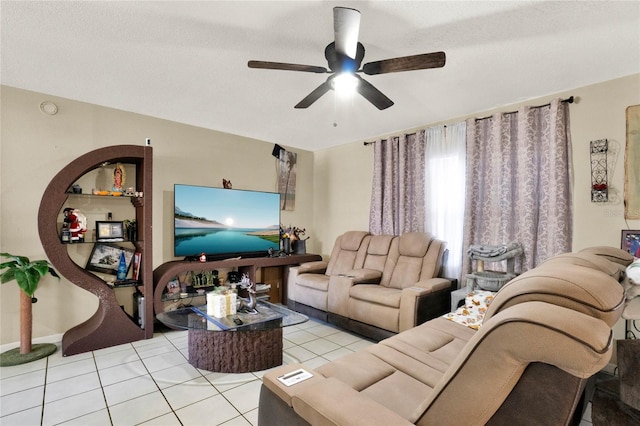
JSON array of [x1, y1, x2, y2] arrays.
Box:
[[259, 246, 632, 425]]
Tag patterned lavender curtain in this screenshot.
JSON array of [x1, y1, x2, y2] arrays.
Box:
[[462, 98, 572, 276], [369, 131, 426, 235]]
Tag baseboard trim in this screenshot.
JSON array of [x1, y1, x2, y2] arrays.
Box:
[[0, 333, 63, 353]]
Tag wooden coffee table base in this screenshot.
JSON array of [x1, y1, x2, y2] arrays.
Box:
[[188, 327, 283, 373]]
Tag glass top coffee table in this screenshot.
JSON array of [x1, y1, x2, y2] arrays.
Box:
[[157, 301, 308, 372]]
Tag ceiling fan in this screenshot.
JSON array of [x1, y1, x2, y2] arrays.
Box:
[[248, 6, 445, 110]]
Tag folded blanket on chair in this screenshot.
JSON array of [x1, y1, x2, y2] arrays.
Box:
[[467, 242, 522, 259]]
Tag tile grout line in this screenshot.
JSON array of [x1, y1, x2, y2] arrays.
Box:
[[91, 349, 115, 426], [40, 356, 48, 426], [131, 333, 189, 425]]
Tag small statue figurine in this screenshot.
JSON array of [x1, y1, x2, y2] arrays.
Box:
[[112, 163, 125, 192], [237, 273, 257, 312], [223, 179, 232, 189], [63, 208, 87, 242]]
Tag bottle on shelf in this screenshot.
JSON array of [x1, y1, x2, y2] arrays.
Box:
[[117, 251, 127, 281]]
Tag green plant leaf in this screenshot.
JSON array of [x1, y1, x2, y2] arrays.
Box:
[[0, 252, 59, 296], [32, 262, 51, 277], [0, 260, 19, 269], [1, 269, 17, 284], [22, 269, 41, 296], [48, 268, 60, 279]]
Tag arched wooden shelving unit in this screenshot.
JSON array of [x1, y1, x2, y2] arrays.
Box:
[[38, 145, 153, 356]]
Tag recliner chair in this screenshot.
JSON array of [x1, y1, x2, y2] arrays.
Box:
[[291, 231, 370, 314]]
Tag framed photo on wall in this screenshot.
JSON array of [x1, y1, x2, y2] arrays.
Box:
[[86, 243, 134, 275], [621, 230, 640, 258]]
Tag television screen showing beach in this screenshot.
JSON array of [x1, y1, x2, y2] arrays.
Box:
[[174, 185, 281, 257]]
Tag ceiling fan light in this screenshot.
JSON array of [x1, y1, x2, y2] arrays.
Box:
[[332, 73, 359, 96]]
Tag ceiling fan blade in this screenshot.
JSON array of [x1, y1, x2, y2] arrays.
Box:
[[248, 60, 328, 74], [294, 81, 332, 109], [333, 7, 360, 59], [362, 51, 446, 75], [354, 75, 394, 110]]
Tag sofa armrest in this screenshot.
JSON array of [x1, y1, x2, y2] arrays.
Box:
[[327, 270, 381, 317], [399, 278, 452, 331], [343, 268, 382, 284], [409, 277, 452, 293], [292, 377, 414, 426], [297, 260, 328, 275]]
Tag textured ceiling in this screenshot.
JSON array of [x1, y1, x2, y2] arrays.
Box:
[[2, 1, 639, 151]]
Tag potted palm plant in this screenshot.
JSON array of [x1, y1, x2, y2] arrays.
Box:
[[0, 252, 59, 366]]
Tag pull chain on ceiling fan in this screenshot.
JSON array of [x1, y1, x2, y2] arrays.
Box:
[[248, 6, 446, 110]]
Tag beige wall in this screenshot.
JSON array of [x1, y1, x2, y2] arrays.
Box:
[[1, 73, 639, 345], [0, 85, 315, 345], [312, 74, 640, 253]]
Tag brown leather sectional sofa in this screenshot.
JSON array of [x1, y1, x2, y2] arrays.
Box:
[[260, 246, 633, 425], [287, 231, 454, 340]]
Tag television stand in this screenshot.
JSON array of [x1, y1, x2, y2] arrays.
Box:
[[153, 254, 321, 316]]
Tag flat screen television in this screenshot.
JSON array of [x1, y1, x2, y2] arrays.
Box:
[[174, 184, 281, 259]]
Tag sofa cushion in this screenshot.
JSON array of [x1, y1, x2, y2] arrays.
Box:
[[385, 318, 476, 366], [316, 350, 396, 391], [296, 274, 331, 292], [318, 334, 451, 422], [579, 246, 635, 266], [350, 284, 402, 308], [482, 263, 625, 326], [389, 256, 424, 290], [399, 232, 432, 257], [540, 251, 624, 281], [363, 235, 395, 274], [325, 231, 370, 276], [386, 232, 444, 290], [291, 377, 414, 426], [349, 298, 400, 332], [340, 231, 370, 251], [368, 234, 396, 255]]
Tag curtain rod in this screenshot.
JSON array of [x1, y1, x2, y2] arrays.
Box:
[[474, 96, 574, 122], [363, 96, 574, 146], [364, 133, 417, 146]]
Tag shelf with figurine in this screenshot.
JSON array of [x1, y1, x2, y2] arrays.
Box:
[[58, 208, 141, 244]]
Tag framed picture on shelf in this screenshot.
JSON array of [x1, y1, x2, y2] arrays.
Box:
[[132, 251, 142, 281], [96, 221, 124, 241], [86, 243, 134, 275], [621, 230, 640, 257], [167, 278, 180, 294]]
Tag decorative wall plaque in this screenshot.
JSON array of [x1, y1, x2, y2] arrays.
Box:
[[625, 105, 640, 219]]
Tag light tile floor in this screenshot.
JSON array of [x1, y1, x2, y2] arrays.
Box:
[[0, 316, 596, 426], [0, 317, 375, 426]]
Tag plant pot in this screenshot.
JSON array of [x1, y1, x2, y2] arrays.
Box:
[[292, 239, 306, 255], [282, 238, 291, 254], [127, 225, 137, 241]]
